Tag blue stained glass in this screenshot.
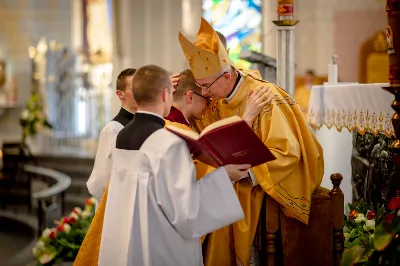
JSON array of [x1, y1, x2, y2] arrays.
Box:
[[202, 0, 263, 70]]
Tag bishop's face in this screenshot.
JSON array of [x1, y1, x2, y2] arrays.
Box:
[[196, 72, 233, 100]]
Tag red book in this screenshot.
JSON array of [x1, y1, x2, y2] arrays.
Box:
[[165, 116, 276, 168]]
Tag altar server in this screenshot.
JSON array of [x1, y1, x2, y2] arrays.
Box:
[[86, 68, 136, 200], [98, 65, 247, 266]]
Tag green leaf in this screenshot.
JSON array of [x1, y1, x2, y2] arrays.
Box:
[[345, 203, 351, 217], [342, 246, 364, 266], [373, 221, 395, 251], [376, 205, 385, 223]]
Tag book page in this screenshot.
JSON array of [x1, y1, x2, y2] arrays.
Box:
[[165, 125, 200, 140], [200, 115, 242, 137]]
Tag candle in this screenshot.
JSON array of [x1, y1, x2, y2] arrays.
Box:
[[277, 0, 294, 18]]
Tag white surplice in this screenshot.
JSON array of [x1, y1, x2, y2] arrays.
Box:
[[87, 121, 123, 200], [98, 128, 244, 266]]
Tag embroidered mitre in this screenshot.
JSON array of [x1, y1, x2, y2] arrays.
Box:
[[178, 18, 233, 79]]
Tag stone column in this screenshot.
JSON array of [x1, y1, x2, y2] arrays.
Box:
[[273, 0, 298, 97], [111, 0, 184, 115]]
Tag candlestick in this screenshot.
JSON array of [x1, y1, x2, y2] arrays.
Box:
[[275, 0, 298, 26], [383, 0, 400, 210], [273, 0, 299, 96]]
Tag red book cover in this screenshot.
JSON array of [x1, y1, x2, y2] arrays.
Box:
[[166, 116, 276, 168]]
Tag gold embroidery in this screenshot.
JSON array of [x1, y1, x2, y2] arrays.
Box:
[[308, 108, 394, 137]]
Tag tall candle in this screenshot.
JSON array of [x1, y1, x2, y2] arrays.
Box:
[[277, 0, 294, 19]]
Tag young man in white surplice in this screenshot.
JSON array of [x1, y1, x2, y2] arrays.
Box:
[[86, 68, 137, 201], [98, 65, 247, 266]]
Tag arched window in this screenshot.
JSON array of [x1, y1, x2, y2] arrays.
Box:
[[202, 0, 263, 70]]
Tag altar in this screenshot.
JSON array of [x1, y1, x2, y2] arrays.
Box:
[[307, 83, 395, 207]]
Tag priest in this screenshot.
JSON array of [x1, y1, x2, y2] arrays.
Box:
[[98, 64, 249, 266], [86, 68, 137, 200], [178, 18, 324, 266]]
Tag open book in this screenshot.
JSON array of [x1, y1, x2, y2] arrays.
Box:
[[165, 116, 276, 168]]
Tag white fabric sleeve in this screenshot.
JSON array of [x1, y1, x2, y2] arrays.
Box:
[[154, 141, 244, 239], [87, 128, 116, 200]]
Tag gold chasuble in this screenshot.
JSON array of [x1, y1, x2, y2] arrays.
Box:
[[294, 85, 311, 119], [179, 18, 324, 266], [165, 119, 213, 180]]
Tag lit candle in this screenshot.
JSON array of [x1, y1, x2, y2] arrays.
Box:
[[277, 0, 294, 19]]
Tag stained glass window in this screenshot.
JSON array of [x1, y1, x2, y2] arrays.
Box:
[[202, 0, 263, 70]]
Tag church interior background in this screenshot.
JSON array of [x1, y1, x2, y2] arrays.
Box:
[[1, 0, 398, 265]]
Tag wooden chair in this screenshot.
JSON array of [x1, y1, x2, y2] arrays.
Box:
[[0, 142, 33, 210], [258, 173, 344, 266]]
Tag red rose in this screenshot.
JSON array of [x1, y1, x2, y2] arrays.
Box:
[[63, 216, 77, 224], [56, 224, 64, 232], [85, 198, 93, 206], [49, 231, 57, 239], [367, 211, 376, 220], [384, 213, 395, 222], [349, 210, 358, 220]]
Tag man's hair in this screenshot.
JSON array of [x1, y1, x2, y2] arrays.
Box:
[[116, 68, 136, 91], [132, 65, 171, 105], [174, 69, 201, 101], [216, 31, 227, 49]]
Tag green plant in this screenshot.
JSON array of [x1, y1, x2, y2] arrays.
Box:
[[343, 199, 385, 264], [342, 199, 400, 266], [33, 198, 98, 265], [20, 93, 52, 137]]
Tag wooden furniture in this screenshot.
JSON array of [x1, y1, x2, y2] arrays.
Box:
[[384, 0, 400, 210], [0, 142, 30, 209], [295, 75, 327, 88], [258, 173, 344, 266], [24, 165, 71, 236]]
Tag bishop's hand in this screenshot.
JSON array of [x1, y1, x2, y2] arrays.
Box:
[[170, 73, 181, 88], [242, 86, 274, 126], [224, 164, 251, 182]]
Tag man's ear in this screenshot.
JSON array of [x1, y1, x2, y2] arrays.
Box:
[[185, 91, 193, 104], [116, 90, 124, 100], [161, 87, 169, 102], [223, 72, 231, 80]]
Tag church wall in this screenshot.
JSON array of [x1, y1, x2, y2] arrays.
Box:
[[111, 0, 185, 116], [0, 0, 72, 141], [265, 0, 385, 80], [334, 9, 386, 82]]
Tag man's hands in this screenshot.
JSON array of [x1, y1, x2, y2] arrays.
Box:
[[224, 164, 251, 182], [242, 86, 274, 126]]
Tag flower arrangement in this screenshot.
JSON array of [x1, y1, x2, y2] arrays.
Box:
[[342, 198, 400, 266], [20, 93, 52, 138], [33, 197, 98, 265], [343, 199, 385, 263]]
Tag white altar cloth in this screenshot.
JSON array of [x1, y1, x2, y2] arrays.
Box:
[[307, 83, 393, 205]]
